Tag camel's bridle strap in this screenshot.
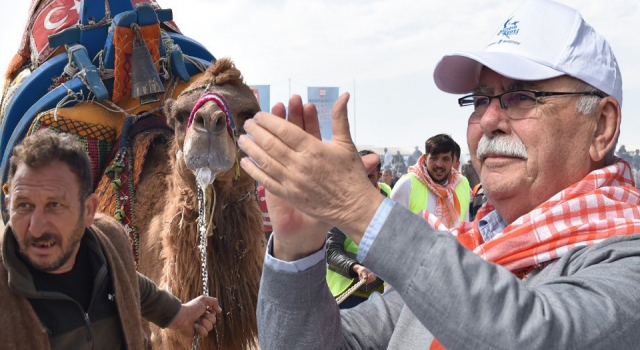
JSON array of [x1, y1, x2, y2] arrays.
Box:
[[187, 91, 237, 138]]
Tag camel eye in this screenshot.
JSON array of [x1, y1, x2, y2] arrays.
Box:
[[237, 111, 256, 121], [236, 110, 258, 133], [174, 111, 189, 123]]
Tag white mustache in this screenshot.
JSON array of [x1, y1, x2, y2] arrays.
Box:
[[476, 135, 528, 160]]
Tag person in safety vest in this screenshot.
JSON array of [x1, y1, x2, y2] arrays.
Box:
[[326, 150, 387, 309], [391, 134, 471, 228], [381, 168, 394, 191]]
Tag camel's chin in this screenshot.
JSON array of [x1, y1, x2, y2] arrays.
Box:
[[182, 132, 236, 176]]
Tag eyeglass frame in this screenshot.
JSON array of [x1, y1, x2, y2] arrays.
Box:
[[458, 90, 607, 123]]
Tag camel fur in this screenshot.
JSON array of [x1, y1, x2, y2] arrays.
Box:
[[139, 58, 265, 350]]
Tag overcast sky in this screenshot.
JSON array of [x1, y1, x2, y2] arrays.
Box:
[[1, 0, 638, 159]]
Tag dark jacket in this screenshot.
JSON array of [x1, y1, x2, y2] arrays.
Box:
[[0, 214, 182, 350], [326, 227, 384, 296]]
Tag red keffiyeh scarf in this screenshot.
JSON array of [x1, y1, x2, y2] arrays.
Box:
[[428, 158, 640, 350], [408, 154, 463, 228]]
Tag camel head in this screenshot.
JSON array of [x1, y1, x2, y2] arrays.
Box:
[[164, 58, 260, 184]]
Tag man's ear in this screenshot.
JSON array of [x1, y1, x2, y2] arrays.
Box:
[[589, 96, 621, 163], [83, 193, 99, 228]]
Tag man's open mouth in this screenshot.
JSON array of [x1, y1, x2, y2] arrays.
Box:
[[32, 241, 56, 248]]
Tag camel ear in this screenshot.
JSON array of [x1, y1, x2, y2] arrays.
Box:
[[164, 98, 177, 130]]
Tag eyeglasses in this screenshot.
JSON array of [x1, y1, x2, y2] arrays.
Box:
[[459, 90, 606, 123]]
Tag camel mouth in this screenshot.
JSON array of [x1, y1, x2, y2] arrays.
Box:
[[182, 127, 237, 176]]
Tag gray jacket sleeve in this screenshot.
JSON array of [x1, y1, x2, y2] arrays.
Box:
[[363, 202, 640, 350], [257, 255, 404, 350], [257, 201, 640, 350]]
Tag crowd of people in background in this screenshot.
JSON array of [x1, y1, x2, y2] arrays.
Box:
[[616, 145, 640, 186]]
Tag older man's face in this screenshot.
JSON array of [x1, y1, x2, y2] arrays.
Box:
[[467, 68, 598, 222], [7, 161, 96, 274]]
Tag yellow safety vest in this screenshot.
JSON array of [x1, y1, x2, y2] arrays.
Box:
[[379, 182, 392, 197], [326, 183, 391, 298], [326, 237, 361, 297], [407, 174, 471, 222]]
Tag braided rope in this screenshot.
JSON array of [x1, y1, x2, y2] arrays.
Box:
[[335, 277, 367, 305], [53, 83, 86, 121]]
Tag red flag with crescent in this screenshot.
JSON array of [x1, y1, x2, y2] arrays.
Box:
[[30, 0, 79, 65], [18, 0, 181, 67]]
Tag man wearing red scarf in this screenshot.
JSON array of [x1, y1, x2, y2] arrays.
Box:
[[241, 1, 640, 349], [392, 134, 471, 228]]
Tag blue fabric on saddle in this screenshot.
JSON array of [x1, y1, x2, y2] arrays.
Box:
[[0, 0, 215, 221]]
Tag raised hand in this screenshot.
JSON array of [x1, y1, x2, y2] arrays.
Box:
[[238, 93, 384, 260], [244, 95, 329, 261]]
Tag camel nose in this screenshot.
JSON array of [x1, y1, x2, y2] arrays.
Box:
[[192, 109, 227, 134]]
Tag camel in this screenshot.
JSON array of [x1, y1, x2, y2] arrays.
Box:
[[137, 58, 265, 350]]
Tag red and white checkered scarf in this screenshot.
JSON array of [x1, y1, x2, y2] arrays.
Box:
[[424, 158, 640, 276]]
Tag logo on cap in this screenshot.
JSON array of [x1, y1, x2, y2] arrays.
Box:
[[498, 17, 520, 39]]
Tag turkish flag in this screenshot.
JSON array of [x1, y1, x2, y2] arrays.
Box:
[[31, 0, 79, 65]]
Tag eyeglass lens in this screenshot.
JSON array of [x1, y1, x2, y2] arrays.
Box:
[[465, 91, 538, 123]]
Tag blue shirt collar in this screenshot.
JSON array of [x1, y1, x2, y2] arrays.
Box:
[[477, 210, 507, 242]]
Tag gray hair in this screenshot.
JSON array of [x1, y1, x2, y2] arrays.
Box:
[[573, 80, 601, 116], [573, 80, 617, 165]]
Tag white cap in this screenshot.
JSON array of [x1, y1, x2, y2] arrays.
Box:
[[433, 0, 623, 106]]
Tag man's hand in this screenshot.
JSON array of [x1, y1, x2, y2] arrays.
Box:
[[248, 97, 330, 261], [238, 93, 384, 255], [353, 264, 378, 285], [167, 295, 222, 338]]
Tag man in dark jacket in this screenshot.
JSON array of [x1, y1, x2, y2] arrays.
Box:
[[326, 151, 386, 309], [0, 130, 221, 349]]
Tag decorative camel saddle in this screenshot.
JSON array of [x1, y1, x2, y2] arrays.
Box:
[[0, 1, 265, 350]]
